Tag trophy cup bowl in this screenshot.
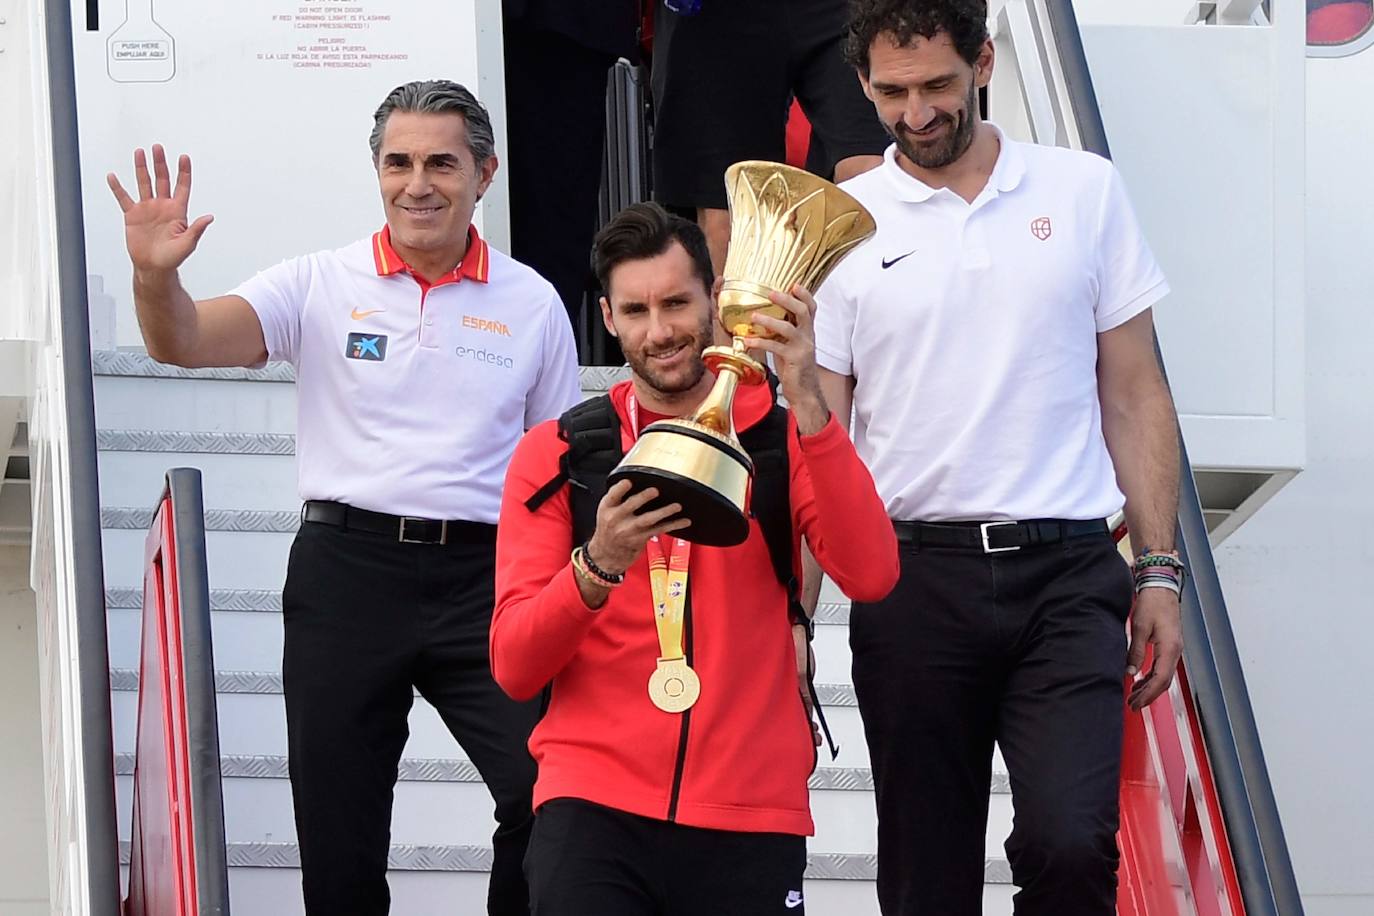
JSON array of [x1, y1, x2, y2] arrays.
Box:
[[608, 161, 876, 547]]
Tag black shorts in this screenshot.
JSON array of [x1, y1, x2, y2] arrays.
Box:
[[525, 798, 809, 915], [651, 0, 890, 210]]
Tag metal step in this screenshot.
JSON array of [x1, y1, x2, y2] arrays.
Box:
[[93, 353, 1029, 913], [104, 587, 856, 623], [111, 752, 1013, 859], [103, 591, 855, 684], [114, 771, 499, 849], [102, 528, 293, 591], [95, 374, 299, 435], [106, 668, 876, 766], [109, 684, 876, 764], [212, 868, 1016, 916], [98, 447, 297, 511], [92, 352, 629, 437], [117, 839, 1019, 885]]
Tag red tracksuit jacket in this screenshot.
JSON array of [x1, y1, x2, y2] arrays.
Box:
[[491, 378, 898, 835]]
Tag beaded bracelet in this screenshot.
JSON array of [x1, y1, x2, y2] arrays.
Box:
[[1133, 551, 1185, 574], [1133, 551, 1185, 595], [571, 547, 618, 589], [572, 545, 624, 588]]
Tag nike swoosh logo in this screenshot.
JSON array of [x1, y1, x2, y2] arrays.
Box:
[[350, 307, 386, 320], [881, 250, 916, 269]]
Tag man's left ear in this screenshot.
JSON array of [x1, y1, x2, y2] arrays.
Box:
[[476, 154, 499, 201], [975, 39, 995, 89], [599, 295, 618, 338]]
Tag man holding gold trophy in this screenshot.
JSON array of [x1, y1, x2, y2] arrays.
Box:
[[490, 166, 899, 913]]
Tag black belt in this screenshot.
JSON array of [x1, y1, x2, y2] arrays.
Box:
[[301, 500, 495, 546], [892, 518, 1108, 553]]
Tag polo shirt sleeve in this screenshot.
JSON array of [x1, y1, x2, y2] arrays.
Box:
[[813, 268, 857, 377], [229, 257, 307, 364], [1093, 162, 1170, 333], [523, 292, 582, 429]]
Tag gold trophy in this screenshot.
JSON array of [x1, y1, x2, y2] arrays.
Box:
[[608, 161, 877, 547]]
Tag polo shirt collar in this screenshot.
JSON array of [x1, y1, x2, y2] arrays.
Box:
[[371, 223, 490, 285], [881, 120, 1025, 203]]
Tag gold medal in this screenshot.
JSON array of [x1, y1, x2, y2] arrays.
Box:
[[644, 531, 697, 714], [648, 657, 701, 713]]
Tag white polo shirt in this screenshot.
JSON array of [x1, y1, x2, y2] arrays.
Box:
[[814, 126, 1169, 522], [232, 225, 581, 523]]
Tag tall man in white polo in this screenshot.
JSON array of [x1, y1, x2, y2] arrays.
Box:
[[108, 80, 581, 915], [813, 3, 1185, 914]]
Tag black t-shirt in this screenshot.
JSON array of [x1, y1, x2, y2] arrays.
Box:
[[504, 0, 639, 60]]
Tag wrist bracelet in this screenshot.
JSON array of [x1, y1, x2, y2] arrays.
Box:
[[572, 548, 619, 589], [1133, 554, 1185, 595], [581, 543, 626, 583], [574, 544, 624, 587], [1135, 578, 1182, 596]]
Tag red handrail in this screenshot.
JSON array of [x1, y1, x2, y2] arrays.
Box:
[[124, 497, 200, 916], [1115, 530, 1244, 916]]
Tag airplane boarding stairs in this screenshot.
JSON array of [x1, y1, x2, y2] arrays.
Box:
[[96, 354, 976, 913], [95, 347, 1301, 915], [30, 0, 1302, 909]]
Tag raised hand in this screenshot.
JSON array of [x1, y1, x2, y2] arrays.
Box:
[[742, 284, 831, 435], [586, 481, 690, 576], [107, 145, 214, 273]]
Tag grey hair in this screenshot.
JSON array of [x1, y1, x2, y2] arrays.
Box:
[[369, 79, 496, 164]]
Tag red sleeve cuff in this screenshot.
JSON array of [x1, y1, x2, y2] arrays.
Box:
[[796, 411, 847, 454], [552, 561, 606, 619]]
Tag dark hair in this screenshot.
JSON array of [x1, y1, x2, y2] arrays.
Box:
[[844, 0, 990, 72], [370, 79, 495, 163], [592, 202, 715, 297]]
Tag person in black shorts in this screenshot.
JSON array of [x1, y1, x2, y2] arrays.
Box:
[[651, 0, 890, 272], [503, 1, 639, 328]]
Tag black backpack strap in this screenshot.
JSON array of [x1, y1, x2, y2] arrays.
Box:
[[740, 377, 839, 761], [523, 395, 625, 549], [523, 395, 625, 721], [565, 395, 623, 547], [523, 470, 568, 513], [740, 401, 797, 611], [528, 381, 839, 759]]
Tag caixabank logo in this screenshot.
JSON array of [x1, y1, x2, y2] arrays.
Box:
[[345, 333, 388, 361], [454, 345, 515, 370]]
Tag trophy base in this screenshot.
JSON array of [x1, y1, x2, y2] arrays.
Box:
[[609, 419, 753, 547]]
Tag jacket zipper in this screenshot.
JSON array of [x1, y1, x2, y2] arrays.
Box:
[[665, 589, 694, 822]]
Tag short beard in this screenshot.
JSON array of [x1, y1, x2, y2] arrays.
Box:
[[889, 80, 979, 170], [625, 310, 716, 403]]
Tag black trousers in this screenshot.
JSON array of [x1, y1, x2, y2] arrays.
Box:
[[524, 799, 807, 916], [282, 520, 540, 915], [850, 531, 1134, 916], [651, 0, 889, 210], [503, 22, 620, 328]]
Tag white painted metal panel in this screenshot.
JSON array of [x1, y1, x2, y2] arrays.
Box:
[[1208, 42, 1374, 915], [1079, 21, 1307, 473], [69, 0, 509, 348]]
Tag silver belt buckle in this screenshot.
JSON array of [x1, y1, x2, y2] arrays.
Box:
[[980, 521, 1020, 554], [398, 517, 448, 545]]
